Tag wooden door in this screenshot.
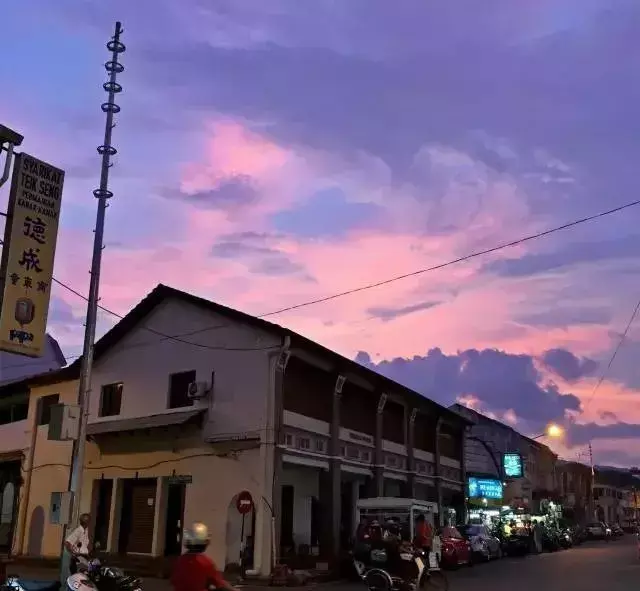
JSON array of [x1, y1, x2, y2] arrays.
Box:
[[126, 479, 157, 554]]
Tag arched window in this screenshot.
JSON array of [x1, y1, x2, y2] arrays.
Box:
[[1, 482, 15, 525]]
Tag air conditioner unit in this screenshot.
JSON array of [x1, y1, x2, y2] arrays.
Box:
[[187, 381, 210, 400]]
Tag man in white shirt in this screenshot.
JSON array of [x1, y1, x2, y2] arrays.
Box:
[[65, 513, 91, 574]]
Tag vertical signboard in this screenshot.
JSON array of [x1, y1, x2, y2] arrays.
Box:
[[0, 153, 64, 357]]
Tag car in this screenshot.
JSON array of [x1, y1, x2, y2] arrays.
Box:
[[459, 524, 502, 561], [439, 525, 472, 568], [586, 522, 606, 539]]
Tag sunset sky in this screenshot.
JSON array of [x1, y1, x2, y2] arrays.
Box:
[[3, 0, 640, 467]]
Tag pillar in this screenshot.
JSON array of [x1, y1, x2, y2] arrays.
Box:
[[271, 348, 289, 563], [434, 417, 443, 525], [406, 408, 417, 499], [328, 375, 344, 558], [374, 393, 387, 497]]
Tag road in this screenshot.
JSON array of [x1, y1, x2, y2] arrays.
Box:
[[11, 537, 639, 591], [330, 536, 639, 591], [444, 537, 639, 591]]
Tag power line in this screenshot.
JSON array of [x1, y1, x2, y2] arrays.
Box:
[[73, 196, 640, 341], [4, 197, 639, 370], [581, 295, 640, 415]]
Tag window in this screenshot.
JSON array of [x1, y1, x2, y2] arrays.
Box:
[[315, 439, 326, 453], [297, 437, 311, 450], [284, 433, 294, 447], [38, 394, 60, 426], [0, 398, 28, 425], [99, 382, 123, 417], [168, 370, 196, 409]]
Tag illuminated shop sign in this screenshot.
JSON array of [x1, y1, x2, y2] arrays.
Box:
[[503, 452, 523, 478], [468, 477, 503, 500]]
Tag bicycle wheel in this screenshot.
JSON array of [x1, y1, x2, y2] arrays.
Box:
[[424, 570, 449, 591]]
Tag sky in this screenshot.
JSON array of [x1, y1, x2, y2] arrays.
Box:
[[3, 0, 640, 467]]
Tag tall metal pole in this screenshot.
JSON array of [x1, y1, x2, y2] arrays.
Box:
[[59, 22, 125, 582], [588, 442, 595, 520]]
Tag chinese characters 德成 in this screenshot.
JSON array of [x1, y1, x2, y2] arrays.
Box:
[[18, 248, 42, 273], [23, 216, 47, 245]]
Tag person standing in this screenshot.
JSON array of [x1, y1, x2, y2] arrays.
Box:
[[64, 513, 91, 574]]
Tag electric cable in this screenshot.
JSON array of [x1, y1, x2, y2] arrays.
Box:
[[581, 295, 640, 415], [4, 197, 639, 370]]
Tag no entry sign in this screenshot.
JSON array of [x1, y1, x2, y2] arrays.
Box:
[[236, 490, 254, 514]]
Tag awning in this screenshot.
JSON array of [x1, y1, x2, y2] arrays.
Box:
[[87, 409, 205, 436]]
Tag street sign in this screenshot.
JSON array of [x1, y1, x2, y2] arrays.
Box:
[[236, 490, 254, 514], [168, 474, 192, 485], [0, 153, 64, 357], [503, 452, 523, 478]]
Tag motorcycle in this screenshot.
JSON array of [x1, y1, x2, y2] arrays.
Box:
[[2, 556, 142, 591], [353, 543, 448, 591]]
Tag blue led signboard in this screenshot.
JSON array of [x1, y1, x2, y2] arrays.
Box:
[[503, 453, 523, 478], [467, 477, 503, 500]]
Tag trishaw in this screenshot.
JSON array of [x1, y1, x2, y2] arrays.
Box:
[[354, 498, 447, 590]]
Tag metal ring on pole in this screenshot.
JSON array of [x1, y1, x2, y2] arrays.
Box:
[[94, 24, 124, 200]]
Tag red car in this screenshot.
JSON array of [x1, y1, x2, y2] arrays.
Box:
[[439, 525, 472, 568]]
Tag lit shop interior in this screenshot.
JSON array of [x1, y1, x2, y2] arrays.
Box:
[[467, 476, 562, 530]]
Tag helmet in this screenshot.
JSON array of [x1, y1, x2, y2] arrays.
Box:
[[184, 522, 211, 549]]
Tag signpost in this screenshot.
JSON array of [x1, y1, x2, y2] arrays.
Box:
[[0, 153, 64, 357], [236, 491, 254, 578], [503, 452, 524, 479]]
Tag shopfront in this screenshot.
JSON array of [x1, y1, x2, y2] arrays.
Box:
[[466, 476, 503, 526]]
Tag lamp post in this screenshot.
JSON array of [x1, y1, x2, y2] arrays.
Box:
[[0, 124, 23, 190]]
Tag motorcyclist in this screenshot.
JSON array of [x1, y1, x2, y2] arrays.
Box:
[[170, 523, 238, 591]]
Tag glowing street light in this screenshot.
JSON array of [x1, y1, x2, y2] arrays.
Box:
[[532, 423, 564, 440], [546, 423, 563, 438]]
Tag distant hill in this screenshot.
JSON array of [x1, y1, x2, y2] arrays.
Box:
[[0, 334, 66, 384]]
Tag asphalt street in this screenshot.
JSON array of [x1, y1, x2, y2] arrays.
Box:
[[11, 537, 639, 591], [435, 536, 639, 591]]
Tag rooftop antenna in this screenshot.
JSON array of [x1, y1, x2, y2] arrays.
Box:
[[59, 21, 125, 583]]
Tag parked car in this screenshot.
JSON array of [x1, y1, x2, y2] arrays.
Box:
[[439, 525, 472, 568], [586, 522, 606, 539], [459, 524, 502, 561]]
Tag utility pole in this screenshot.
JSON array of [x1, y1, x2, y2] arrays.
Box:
[[588, 442, 595, 520], [59, 22, 125, 583]]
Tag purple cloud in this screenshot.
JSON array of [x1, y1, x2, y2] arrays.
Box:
[[355, 347, 581, 425], [540, 348, 597, 383]]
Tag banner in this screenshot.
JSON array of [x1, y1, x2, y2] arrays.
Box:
[[0, 153, 64, 357]]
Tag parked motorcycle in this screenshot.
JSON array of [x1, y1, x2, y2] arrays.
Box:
[[2, 556, 142, 591]]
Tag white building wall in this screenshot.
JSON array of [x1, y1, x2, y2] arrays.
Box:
[[85, 299, 281, 441]]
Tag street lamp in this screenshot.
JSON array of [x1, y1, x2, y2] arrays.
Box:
[[0, 123, 24, 189], [532, 423, 563, 440]]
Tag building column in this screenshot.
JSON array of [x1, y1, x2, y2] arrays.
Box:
[[374, 393, 387, 497], [271, 347, 289, 566], [460, 427, 468, 523], [434, 417, 443, 526], [329, 375, 345, 558], [406, 408, 417, 499]]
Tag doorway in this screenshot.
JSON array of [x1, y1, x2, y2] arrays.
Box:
[[118, 478, 157, 554], [164, 483, 186, 556], [91, 479, 113, 551]]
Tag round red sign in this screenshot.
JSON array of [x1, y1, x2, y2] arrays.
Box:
[[236, 490, 254, 514]]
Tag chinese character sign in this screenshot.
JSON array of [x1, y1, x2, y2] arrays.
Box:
[[467, 477, 503, 500], [503, 452, 523, 478], [0, 153, 64, 357]]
